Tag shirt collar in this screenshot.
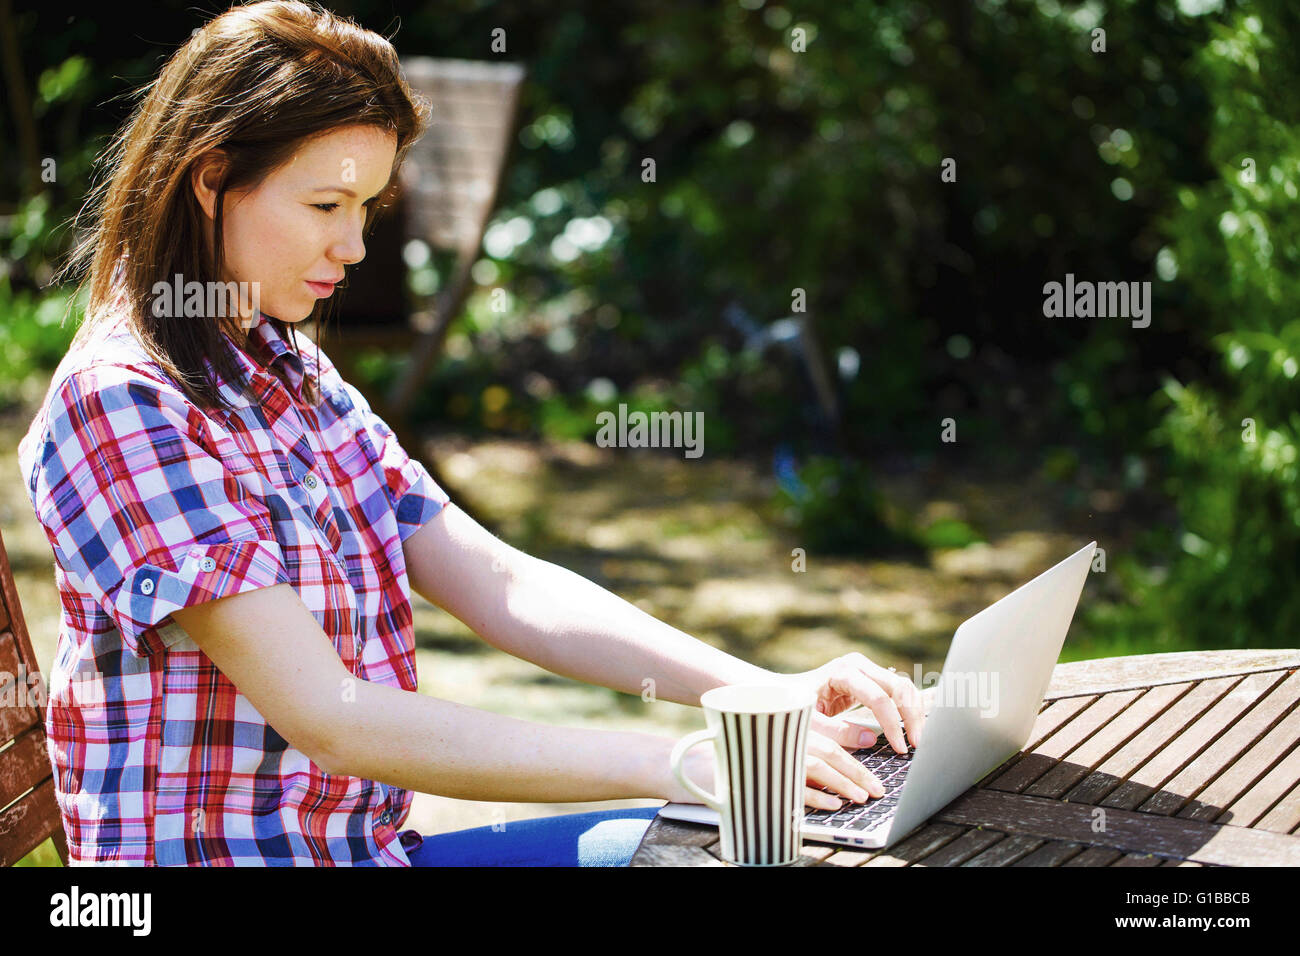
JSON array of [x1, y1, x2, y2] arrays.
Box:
[[242, 312, 307, 399], [93, 308, 310, 403]]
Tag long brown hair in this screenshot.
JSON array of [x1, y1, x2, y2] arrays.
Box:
[[55, 0, 430, 414]]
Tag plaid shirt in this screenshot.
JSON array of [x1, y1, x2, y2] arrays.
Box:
[[16, 311, 449, 865]]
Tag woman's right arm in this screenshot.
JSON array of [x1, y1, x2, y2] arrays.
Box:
[[169, 583, 702, 804]]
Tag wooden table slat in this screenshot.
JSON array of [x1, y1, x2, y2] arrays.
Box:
[[1253, 778, 1300, 834], [821, 847, 885, 867], [1023, 695, 1101, 753], [794, 844, 838, 866], [860, 823, 966, 867], [1023, 681, 1194, 800], [912, 827, 1006, 867], [1045, 651, 1300, 699], [1062, 846, 1125, 866], [1011, 840, 1089, 866], [1137, 669, 1300, 817], [1078, 670, 1288, 810], [1174, 690, 1300, 824], [1215, 739, 1300, 828], [959, 833, 1044, 866], [936, 787, 1300, 866], [629, 843, 726, 867], [1063, 675, 1242, 808], [985, 690, 1143, 793], [639, 817, 718, 849], [973, 695, 1099, 789]]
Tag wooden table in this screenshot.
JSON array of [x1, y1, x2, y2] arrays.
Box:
[[631, 650, 1300, 867]]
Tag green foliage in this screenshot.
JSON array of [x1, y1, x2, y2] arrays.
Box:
[[0, 275, 79, 409], [1151, 0, 1300, 648], [775, 455, 922, 556], [917, 517, 983, 550], [399, 0, 1218, 463]]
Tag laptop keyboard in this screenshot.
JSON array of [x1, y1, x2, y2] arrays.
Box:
[[803, 741, 916, 832]]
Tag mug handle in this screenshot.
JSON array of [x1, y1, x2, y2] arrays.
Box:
[[669, 728, 722, 810]]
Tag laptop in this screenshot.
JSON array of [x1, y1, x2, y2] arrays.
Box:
[[657, 540, 1097, 850]]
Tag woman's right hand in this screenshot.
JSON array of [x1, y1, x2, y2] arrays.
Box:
[[660, 734, 871, 811]]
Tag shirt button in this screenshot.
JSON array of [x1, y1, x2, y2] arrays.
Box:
[[140, 578, 155, 595], [378, 810, 392, 825], [200, 557, 216, 572], [303, 473, 319, 490]]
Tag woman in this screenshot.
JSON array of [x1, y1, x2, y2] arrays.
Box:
[[16, 0, 923, 866]]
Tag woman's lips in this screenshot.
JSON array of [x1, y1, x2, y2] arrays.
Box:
[[305, 280, 336, 297]]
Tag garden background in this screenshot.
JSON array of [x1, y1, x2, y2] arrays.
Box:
[[2, 0, 1297, 862]]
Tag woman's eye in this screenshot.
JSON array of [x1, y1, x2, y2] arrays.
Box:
[[311, 201, 377, 213]]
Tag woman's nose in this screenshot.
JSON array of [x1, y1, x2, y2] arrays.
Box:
[[333, 217, 367, 265]]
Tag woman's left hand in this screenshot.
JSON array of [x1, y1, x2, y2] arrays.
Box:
[[780, 652, 926, 757]]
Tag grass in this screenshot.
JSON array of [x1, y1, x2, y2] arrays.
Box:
[[13, 837, 62, 867]]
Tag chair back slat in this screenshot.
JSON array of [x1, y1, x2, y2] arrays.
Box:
[[0, 777, 63, 867], [0, 631, 39, 744], [399, 57, 526, 254], [0, 727, 52, 811], [0, 528, 68, 866]]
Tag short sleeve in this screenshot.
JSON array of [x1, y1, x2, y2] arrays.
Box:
[[26, 368, 291, 657], [332, 378, 451, 542]]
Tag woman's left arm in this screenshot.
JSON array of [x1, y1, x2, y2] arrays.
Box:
[[402, 502, 775, 706]]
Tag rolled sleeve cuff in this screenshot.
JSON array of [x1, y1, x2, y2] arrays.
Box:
[[394, 461, 450, 543], [110, 539, 290, 657]]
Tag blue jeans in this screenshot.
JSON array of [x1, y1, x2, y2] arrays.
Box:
[[401, 806, 661, 867]]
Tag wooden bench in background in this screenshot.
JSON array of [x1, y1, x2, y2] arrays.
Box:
[[0, 526, 68, 866]]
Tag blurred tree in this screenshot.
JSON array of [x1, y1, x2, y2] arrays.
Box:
[[1155, 0, 1300, 648], [381, 0, 1220, 470]]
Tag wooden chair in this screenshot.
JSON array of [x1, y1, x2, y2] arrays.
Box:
[[0, 526, 69, 866], [324, 56, 527, 463]]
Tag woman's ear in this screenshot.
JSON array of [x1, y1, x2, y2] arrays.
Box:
[[191, 151, 228, 221]]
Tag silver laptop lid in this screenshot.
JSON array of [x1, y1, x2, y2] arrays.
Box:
[[879, 541, 1097, 844]]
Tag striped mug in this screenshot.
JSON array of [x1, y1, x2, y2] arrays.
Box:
[[670, 683, 816, 866]]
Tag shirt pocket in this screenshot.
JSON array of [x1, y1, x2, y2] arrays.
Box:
[[312, 542, 364, 674], [323, 386, 385, 487], [274, 495, 363, 674]]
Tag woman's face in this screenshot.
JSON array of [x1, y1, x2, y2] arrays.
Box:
[[193, 124, 398, 325]]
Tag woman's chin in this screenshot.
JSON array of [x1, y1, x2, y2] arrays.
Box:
[[292, 300, 319, 321], [254, 301, 311, 323]]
